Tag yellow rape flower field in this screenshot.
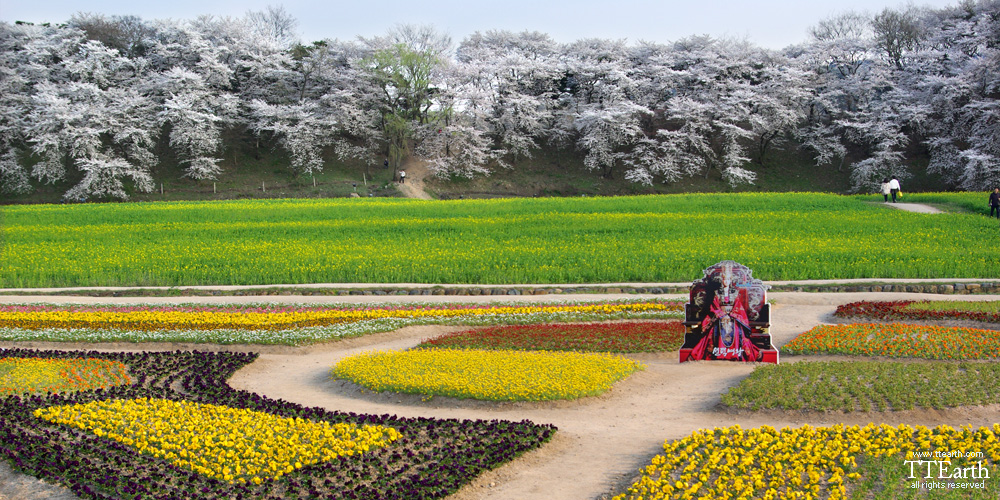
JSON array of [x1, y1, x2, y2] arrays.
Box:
[[332, 349, 644, 401], [5, 194, 998, 287], [615, 423, 1000, 500], [33, 398, 401, 484], [0, 357, 131, 396]]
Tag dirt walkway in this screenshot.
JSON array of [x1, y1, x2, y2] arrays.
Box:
[[881, 202, 944, 214], [396, 158, 433, 200], [2, 293, 999, 500]]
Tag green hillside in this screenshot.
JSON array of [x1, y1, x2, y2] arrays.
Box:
[[0, 141, 955, 205]]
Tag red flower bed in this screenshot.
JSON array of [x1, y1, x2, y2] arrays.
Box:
[[418, 321, 685, 353], [834, 301, 1000, 323]]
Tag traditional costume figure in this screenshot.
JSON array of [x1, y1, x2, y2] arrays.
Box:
[[689, 263, 761, 362]]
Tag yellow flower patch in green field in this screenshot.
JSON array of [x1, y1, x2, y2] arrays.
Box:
[[34, 398, 401, 483], [332, 348, 644, 401], [0, 357, 130, 396]]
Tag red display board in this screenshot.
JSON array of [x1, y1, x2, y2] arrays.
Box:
[[679, 261, 779, 364]]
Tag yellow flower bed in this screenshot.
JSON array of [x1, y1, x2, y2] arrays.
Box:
[[0, 357, 130, 396], [615, 423, 1000, 500], [332, 348, 644, 401], [34, 398, 401, 483], [1, 302, 678, 331]]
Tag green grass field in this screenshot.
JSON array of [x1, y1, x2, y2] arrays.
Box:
[[1, 193, 997, 287], [721, 360, 1000, 412]]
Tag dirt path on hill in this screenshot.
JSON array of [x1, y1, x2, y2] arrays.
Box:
[[2, 292, 1000, 500], [396, 159, 433, 200]]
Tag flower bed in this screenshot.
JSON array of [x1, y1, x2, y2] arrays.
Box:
[[0, 302, 681, 331], [417, 321, 685, 352], [0, 348, 555, 500], [332, 349, 644, 401], [614, 423, 1000, 500], [721, 360, 1000, 411], [0, 357, 131, 396], [0, 301, 683, 345], [782, 323, 1000, 359], [36, 398, 401, 483], [834, 300, 1000, 323]]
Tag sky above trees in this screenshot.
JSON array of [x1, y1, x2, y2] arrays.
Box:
[[0, 0, 965, 49]]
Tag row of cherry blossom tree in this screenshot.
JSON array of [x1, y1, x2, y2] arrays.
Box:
[[1, 2, 997, 200]]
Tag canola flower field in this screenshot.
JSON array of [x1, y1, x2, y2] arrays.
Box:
[[2, 193, 997, 288]]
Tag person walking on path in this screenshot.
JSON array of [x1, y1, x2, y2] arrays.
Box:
[[399, 170, 406, 184], [990, 187, 1000, 219], [880, 179, 891, 203], [888, 176, 901, 203]]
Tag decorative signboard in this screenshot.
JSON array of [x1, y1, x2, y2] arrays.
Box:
[[679, 260, 779, 364]]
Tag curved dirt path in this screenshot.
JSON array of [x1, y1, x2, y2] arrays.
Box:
[[2, 292, 999, 500]]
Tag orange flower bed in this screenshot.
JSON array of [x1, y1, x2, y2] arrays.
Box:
[[0, 357, 131, 396], [783, 323, 1000, 360]]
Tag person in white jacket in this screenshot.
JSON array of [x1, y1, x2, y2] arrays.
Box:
[[888, 176, 901, 203], [880, 179, 891, 202]]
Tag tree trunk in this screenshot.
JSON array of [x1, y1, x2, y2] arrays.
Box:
[[757, 133, 774, 165]]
